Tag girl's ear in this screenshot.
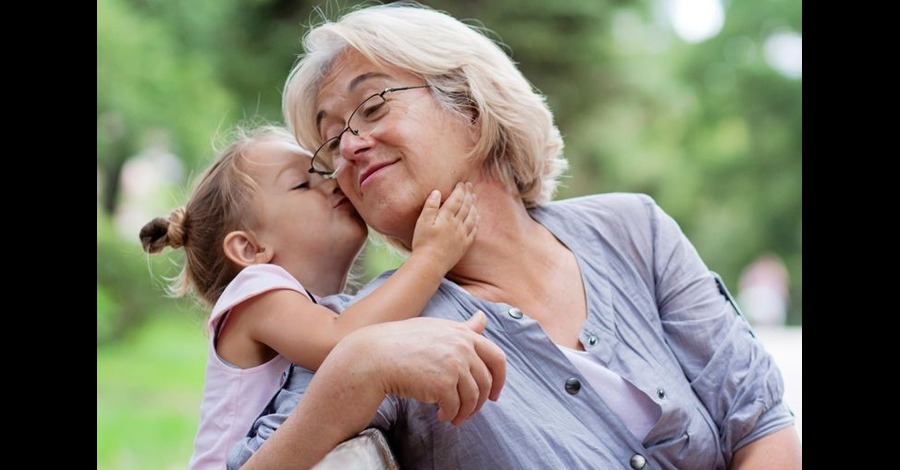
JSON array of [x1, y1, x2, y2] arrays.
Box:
[[223, 231, 275, 267]]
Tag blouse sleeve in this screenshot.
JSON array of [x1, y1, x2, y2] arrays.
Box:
[[645, 195, 795, 462]]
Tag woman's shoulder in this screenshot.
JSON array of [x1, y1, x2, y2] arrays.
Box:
[[532, 192, 670, 254], [552, 192, 657, 212], [535, 192, 660, 226]]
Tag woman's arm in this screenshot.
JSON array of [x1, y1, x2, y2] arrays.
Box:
[[730, 426, 802, 469], [643, 195, 800, 464], [238, 312, 507, 469]]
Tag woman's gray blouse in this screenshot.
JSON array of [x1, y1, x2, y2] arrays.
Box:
[[229, 193, 795, 470]]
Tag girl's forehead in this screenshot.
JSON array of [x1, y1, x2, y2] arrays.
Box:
[[240, 141, 308, 179], [246, 141, 310, 163]]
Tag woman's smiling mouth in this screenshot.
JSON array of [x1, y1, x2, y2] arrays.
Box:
[[359, 160, 396, 189]]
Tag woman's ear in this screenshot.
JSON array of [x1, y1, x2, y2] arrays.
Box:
[[466, 105, 481, 140], [223, 231, 275, 267]]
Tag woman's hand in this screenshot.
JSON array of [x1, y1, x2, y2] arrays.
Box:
[[241, 312, 505, 469], [356, 310, 506, 425]]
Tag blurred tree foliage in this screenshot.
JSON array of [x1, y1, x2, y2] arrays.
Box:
[[98, 0, 802, 343]]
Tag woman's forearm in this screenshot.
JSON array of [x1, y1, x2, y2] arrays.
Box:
[[730, 426, 802, 469], [241, 332, 387, 469], [241, 313, 506, 469]]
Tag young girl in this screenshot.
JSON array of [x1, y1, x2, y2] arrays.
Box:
[[139, 124, 477, 470]]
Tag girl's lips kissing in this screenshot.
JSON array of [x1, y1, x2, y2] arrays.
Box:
[[334, 196, 351, 209]]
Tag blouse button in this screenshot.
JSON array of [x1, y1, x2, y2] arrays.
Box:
[[656, 388, 666, 399], [564, 377, 581, 394], [507, 307, 524, 319], [630, 454, 647, 469], [587, 335, 598, 345]]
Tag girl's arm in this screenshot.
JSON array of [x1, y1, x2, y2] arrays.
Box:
[[332, 182, 478, 338], [228, 182, 477, 371]]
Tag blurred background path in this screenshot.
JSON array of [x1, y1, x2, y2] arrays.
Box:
[[755, 326, 802, 440]]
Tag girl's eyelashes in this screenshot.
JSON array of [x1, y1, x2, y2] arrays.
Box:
[[292, 182, 310, 190]]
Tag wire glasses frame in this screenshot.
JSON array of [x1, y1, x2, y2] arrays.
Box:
[[308, 85, 433, 179]]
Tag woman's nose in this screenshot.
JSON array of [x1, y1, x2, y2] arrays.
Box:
[[337, 130, 374, 166]]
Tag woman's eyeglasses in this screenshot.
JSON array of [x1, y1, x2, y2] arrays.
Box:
[[309, 85, 433, 179]]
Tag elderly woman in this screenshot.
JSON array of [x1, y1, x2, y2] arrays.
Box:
[[229, 2, 802, 469]]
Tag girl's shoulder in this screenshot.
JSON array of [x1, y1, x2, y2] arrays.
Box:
[[210, 264, 308, 325]]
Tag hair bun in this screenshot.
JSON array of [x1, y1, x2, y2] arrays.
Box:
[[139, 208, 187, 253]]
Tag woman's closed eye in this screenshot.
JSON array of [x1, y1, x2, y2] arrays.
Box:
[[292, 181, 311, 190], [360, 101, 387, 120], [324, 138, 341, 152]]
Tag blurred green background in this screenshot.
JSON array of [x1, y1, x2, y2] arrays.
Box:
[[97, 0, 801, 468]]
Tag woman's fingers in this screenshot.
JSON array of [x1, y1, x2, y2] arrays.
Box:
[[368, 312, 506, 425], [445, 311, 505, 424], [474, 334, 506, 402], [450, 368, 480, 425]]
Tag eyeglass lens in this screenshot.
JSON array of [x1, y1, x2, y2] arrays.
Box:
[[310, 85, 431, 178], [311, 93, 387, 176]]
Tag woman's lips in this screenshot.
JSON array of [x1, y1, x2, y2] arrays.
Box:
[[359, 161, 395, 188]]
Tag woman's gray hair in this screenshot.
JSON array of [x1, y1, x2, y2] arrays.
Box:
[[284, 1, 567, 207]]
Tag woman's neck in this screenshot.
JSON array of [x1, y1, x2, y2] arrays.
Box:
[[446, 185, 559, 302], [446, 186, 587, 347]]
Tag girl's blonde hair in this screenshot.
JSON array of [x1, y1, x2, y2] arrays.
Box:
[[139, 125, 298, 308]]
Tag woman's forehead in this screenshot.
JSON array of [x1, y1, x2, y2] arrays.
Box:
[[317, 50, 418, 103]]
